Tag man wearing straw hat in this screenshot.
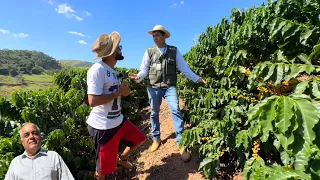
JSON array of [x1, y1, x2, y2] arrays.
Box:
[[86, 31, 146, 179], [129, 25, 206, 162]]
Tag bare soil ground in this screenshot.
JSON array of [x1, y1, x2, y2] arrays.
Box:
[[106, 99, 206, 180], [106, 99, 243, 180], [131, 99, 206, 180]]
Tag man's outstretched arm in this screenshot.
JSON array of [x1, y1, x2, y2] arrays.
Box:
[[176, 48, 206, 84], [129, 50, 150, 82]]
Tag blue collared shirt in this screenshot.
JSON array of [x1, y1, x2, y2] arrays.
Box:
[[5, 148, 75, 180]]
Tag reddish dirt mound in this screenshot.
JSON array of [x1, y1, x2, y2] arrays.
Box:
[[9, 85, 21, 90]]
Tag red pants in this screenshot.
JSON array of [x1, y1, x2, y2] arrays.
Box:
[[88, 118, 146, 175]]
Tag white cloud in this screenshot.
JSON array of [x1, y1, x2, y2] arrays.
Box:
[[72, 14, 83, 21], [13, 33, 29, 38], [43, 0, 54, 5], [0, 29, 10, 34], [55, 3, 74, 14], [79, 40, 87, 45], [170, 1, 184, 8], [48, 0, 55, 5], [55, 3, 83, 21], [68, 31, 86, 37], [0, 29, 29, 38], [84, 11, 91, 17]]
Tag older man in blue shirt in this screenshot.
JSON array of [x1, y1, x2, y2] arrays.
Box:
[[5, 122, 74, 180]]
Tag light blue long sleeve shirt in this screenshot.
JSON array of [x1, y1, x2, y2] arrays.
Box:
[[5, 148, 74, 180]]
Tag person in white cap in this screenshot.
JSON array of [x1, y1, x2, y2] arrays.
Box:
[[87, 32, 146, 179], [129, 25, 206, 162]]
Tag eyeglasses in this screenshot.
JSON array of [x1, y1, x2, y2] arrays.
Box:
[[118, 45, 122, 50]]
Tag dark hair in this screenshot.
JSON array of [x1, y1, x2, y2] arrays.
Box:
[[154, 30, 165, 36]]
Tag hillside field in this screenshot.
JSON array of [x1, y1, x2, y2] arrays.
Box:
[[58, 60, 93, 68], [0, 60, 94, 98], [0, 74, 53, 97]]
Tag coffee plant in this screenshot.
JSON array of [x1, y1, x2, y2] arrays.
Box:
[[0, 67, 149, 179], [178, 0, 320, 179]]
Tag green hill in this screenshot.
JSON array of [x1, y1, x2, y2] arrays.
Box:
[[0, 50, 93, 97], [0, 49, 62, 76], [58, 60, 93, 68]]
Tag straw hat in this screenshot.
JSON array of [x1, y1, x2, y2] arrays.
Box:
[[92, 31, 121, 60], [148, 25, 170, 38]]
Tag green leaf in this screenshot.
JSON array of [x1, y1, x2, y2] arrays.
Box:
[[253, 167, 266, 180], [297, 53, 311, 65], [273, 139, 281, 150], [260, 118, 273, 143], [284, 64, 314, 81], [309, 43, 320, 60], [283, 24, 300, 41], [294, 98, 319, 144], [266, 166, 311, 180], [281, 21, 293, 36], [275, 132, 295, 153], [275, 64, 284, 85], [269, 18, 279, 33], [300, 28, 314, 46], [294, 143, 312, 171], [199, 157, 212, 170], [45, 129, 66, 150], [312, 79, 320, 99], [276, 50, 288, 62], [243, 158, 255, 179], [236, 130, 250, 149], [247, 96, 279, 124], [293, 81, 309, 95], [238, 65, 246, 74], [259, 98, 278, 142], [264, 64, 276, 81], [280, 150, 291, 166], [270, 20, 287, 41], [251, 124, 261, 138], [275, 97, 293, 133]]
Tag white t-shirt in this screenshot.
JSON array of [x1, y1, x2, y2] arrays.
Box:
[[86, 61, 123, 130]]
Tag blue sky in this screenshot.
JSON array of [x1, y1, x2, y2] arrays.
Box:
[[0, 0, 266, 69]]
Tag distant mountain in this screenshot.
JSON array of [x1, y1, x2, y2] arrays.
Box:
[[58, 60, 93, 68], [0, 49, 62, 76]]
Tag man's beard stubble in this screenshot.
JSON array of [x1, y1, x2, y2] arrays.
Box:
[[116, 54, 124, 60]]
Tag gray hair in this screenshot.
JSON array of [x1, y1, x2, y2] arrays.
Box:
[[20, 122, 41, 140]]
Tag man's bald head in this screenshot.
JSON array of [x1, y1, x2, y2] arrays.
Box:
[[20, 122, 40, 139], [20, 122, 42, 157]]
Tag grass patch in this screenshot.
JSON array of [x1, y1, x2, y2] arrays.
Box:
[[0, 74, 54, 98], [0, 75, 17, 85], [23, 74, 53, 83]]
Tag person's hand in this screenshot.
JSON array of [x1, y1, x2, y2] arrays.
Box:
[[197, 78, 207, 84], [128, 72, 139, 80], [119, 80, 130, 96]]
